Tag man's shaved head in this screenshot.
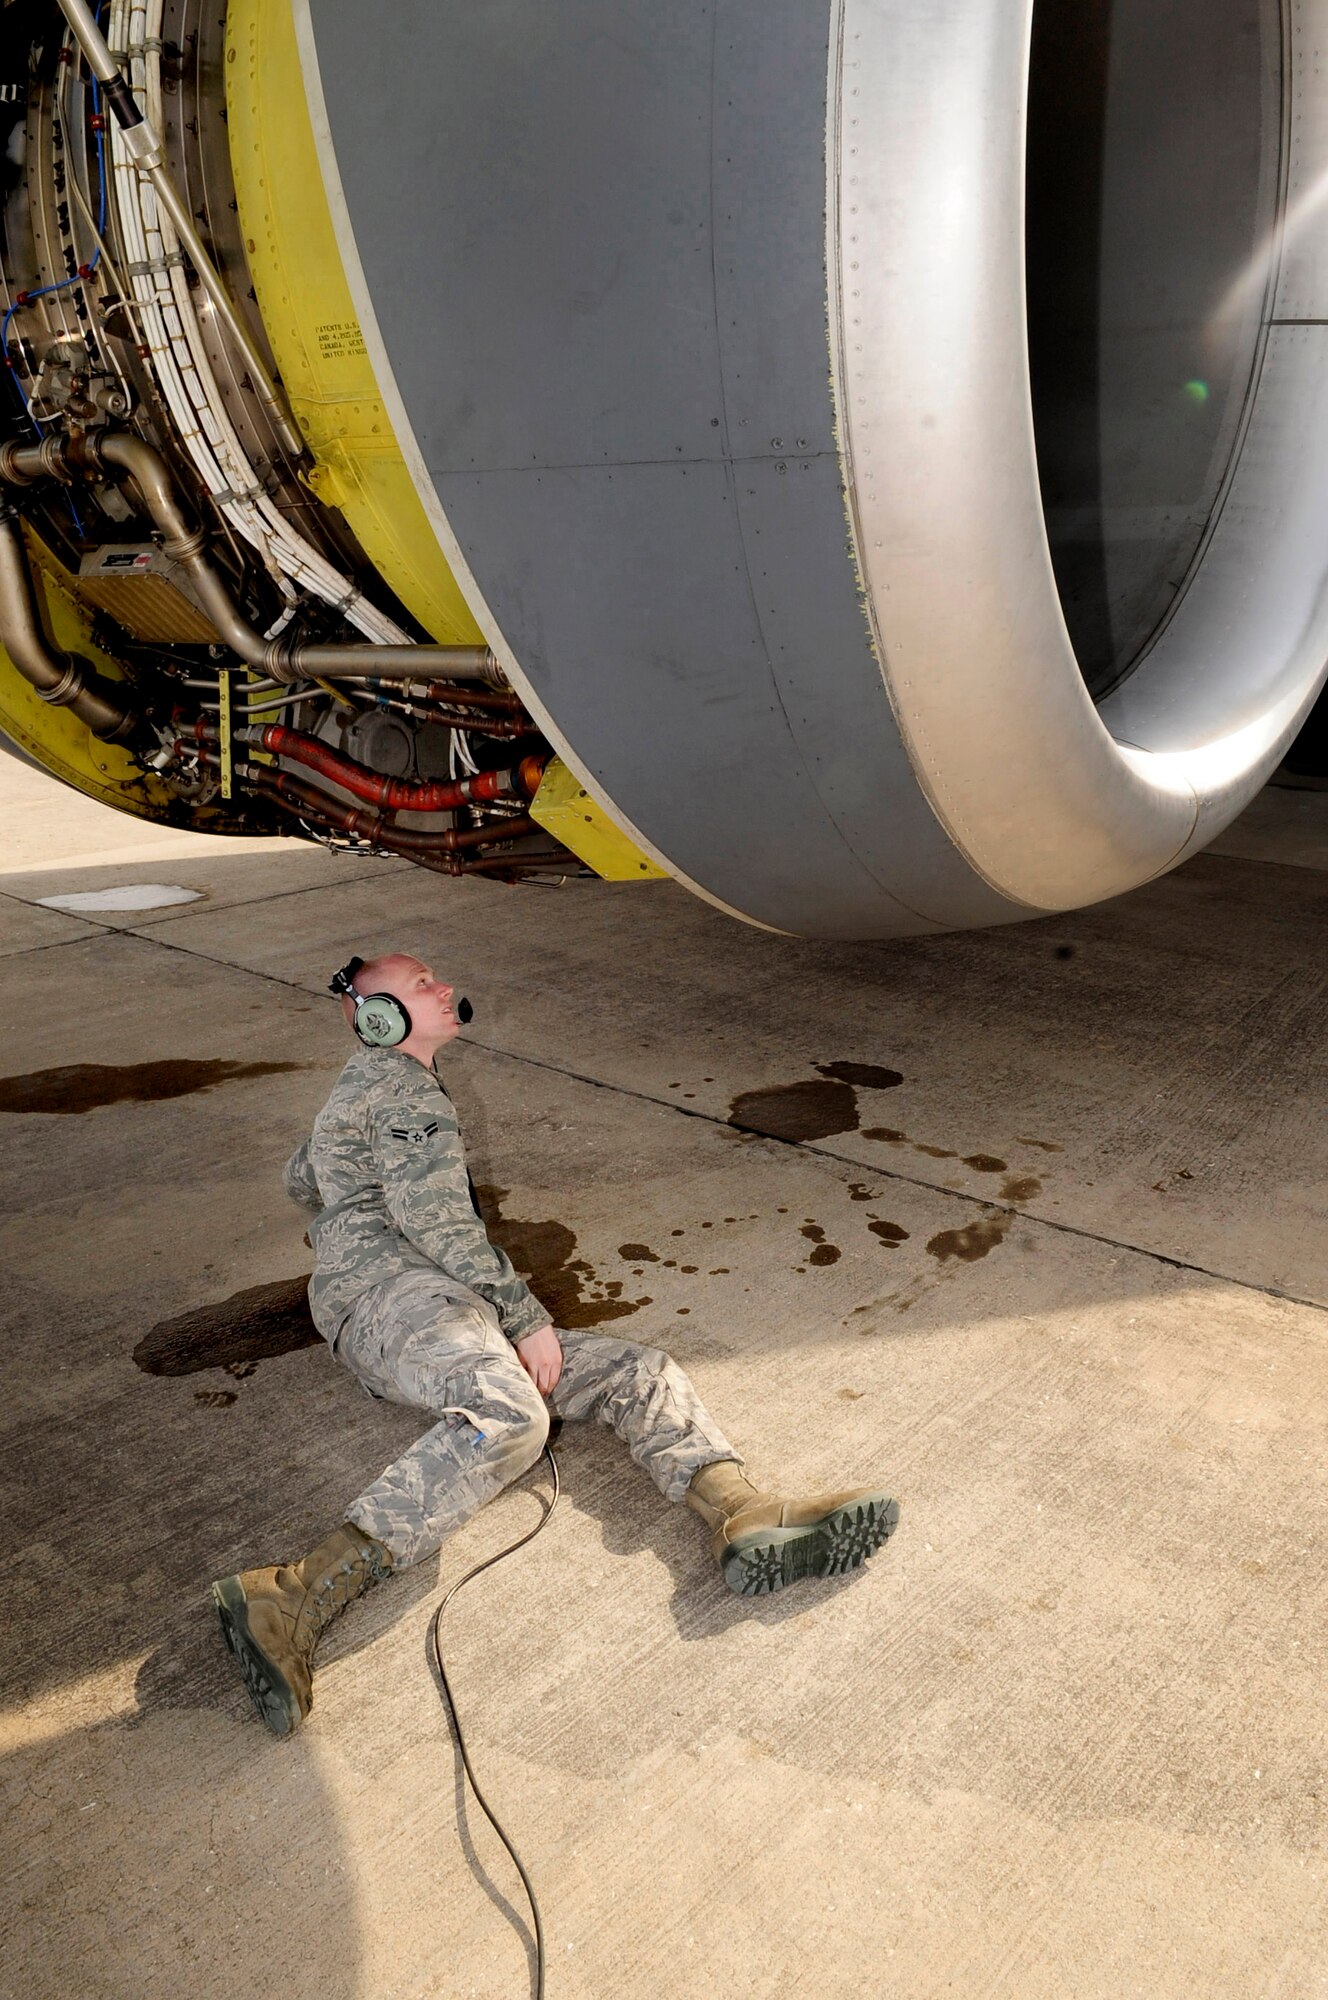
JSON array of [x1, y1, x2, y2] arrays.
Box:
[[338, 954, 423, 1027], [339, 953, 460, 1063]]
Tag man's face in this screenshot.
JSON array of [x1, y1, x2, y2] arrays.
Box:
[[358, 954, 460, 1048]]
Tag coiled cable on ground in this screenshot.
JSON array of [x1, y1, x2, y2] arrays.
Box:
[[430, 1442, 560, 2000]]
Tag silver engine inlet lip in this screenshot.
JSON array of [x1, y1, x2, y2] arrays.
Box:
[[833, 0, 1328, 915], [299, 0, 1328, 938]]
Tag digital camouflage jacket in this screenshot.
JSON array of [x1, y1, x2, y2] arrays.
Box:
[[283, 1045, 548, 1346]]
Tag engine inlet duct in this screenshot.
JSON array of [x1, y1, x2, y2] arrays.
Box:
[[0, 0, 1324, 935]]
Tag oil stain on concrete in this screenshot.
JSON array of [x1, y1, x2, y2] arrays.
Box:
[[476, 1185, 650, 1327], [926, 1215, 1012, 1264], [0, 1058, 308, 1115], [799, 1222, 841, 1267], [727, 1056, 906, 1144], [863, 1126, 956, 1160], [867, 1219, 910, 1247], [862, 1128, 1022, 1180], [1000, 1174, 1043, 1203], [135, 1274, 319, 1376], [728, 1078, 860, 1142], [814, 1060, 904, 1091]]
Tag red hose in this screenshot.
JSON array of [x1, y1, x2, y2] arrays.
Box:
[[195, 757, 552, 874], [246, 723, 545, 813]]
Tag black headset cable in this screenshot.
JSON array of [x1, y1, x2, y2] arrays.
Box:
[[430, 1442, 560, 2000]]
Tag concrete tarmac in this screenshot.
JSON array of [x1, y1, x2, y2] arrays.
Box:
[[1, 753, 1326, 2000]]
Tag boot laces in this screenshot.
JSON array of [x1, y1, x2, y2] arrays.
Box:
[[294, 1543, 388, 1651]]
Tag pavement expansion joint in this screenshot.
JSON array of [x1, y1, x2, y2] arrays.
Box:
[[26, 919, 1326, 1322]]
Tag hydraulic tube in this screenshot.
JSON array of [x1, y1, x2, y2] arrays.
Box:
[[0, 506, 139, 742], [90, 435, 503, 685]]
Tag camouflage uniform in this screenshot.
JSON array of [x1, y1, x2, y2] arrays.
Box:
[[285, 1046, 738, 1567]]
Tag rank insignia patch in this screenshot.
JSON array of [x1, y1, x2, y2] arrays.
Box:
[[390, 1121, 439, 1145]]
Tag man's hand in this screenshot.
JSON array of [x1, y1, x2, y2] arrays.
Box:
[[514, 1322, 563, 1397]]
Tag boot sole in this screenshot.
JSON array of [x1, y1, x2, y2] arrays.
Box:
[[720, 1494, 901, 1597], [211, 1575, 306, 1738]]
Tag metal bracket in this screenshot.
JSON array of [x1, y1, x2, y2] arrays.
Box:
[[218, 666, 233, 799]]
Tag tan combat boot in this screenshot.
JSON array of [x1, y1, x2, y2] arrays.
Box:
[[211, 1522, 393, 1737], [686, 1460, 900, 1596]]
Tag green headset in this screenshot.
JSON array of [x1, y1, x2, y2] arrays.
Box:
[[328, 957, 472, 1047]]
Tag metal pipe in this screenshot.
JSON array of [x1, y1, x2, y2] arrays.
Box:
[[53, 0, 306, 460], [380, 679, 525, 713], [345, 685, 530, 737], [91, 436, 506, 685], [386, 814, 538, 853], [0, 505, 138, 741], [0, 431, 508, 688]]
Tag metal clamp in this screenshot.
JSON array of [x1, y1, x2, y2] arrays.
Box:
[[126, 250, 185, 279]]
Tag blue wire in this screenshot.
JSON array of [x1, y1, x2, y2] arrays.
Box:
[[90, 63, 106, 238], [3, 279, 83, 435]]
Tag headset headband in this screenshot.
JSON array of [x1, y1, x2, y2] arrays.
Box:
[[328, 956, 365, 1000]]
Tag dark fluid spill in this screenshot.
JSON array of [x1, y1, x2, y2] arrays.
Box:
[[728, 1078, 860, 1142], [867, 1219, 910, 1246], [862, 1127, 906, 1144], [916, 1144, 957, 1160], [194, 1389, 238, 1409], [476, 1185, 649, 1328], [1016, 1135, 1064, 1153], [1000, 1174, 1043, 1203], [963, 1154, 1008, 1174], [848, 1183, 881, 1202], [814, 1061, 904, 1092], [0, 1058, 308, 1116], [136, 1275, 318, 1376], [926, 1216, 1011, 1264], [618, 1243, 658, 1262], [799, 1222, 841, 1267]]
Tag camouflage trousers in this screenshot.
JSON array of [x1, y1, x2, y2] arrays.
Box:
[[333, 1270, 740, 1567]]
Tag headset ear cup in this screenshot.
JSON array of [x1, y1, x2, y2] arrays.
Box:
[[353, 993, 412, 1047]]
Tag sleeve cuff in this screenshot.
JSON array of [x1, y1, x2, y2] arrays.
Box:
[[502, 1295, 553, 1344]]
